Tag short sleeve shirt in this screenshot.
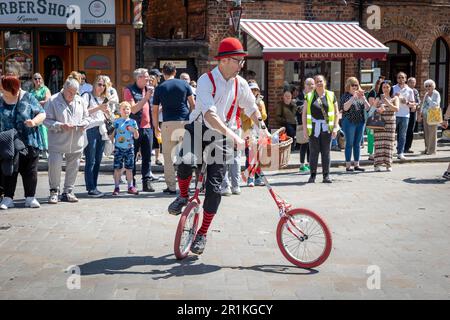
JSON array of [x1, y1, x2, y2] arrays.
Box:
[[0, 90, 45, 150], [114, 118, 139, 149], [152, 79, 192, 122], [339, 92, 365, 124]]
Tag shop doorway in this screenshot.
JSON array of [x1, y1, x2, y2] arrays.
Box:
[[382, 41, 416, 81], [38, 31, 71, 94]]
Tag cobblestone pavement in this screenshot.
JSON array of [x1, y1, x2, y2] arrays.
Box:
[[0, 162, 449, 299]]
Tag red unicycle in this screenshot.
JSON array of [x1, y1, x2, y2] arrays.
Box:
[[173, 162, 206, 260], [242, 127, 332, 268]]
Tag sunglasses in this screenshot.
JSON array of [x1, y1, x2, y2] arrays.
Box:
[[97, 83, 106, 87], [34, 78, 42, 80], [230, 57, 245, 66], [351, 84, 359, 87]]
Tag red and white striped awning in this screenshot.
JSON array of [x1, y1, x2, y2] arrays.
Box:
[[240, 19, 388, 61]]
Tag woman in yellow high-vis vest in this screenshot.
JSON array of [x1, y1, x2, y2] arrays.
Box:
[[301, 75, 340, 183]]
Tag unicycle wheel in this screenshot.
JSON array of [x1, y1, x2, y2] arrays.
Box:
[[174, 201, 200, 260], [276, 208, 332, 268]]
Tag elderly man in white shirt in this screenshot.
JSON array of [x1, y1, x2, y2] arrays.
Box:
[[168, 37, 270, 255], [393, 72, 416, 160]]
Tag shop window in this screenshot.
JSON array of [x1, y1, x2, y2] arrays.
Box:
[[284, 61, 342, 98], [78, 32, 115, 47], [5, 53, 33, 90], [429, 37, 449, 109], [40, 32, 66, 46], [4, 31, 32, 54], [245, 59, 265, 91]]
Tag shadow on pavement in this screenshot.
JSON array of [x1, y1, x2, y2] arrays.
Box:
[[78, 254, 318, 280], [403, 177, 448, 185]]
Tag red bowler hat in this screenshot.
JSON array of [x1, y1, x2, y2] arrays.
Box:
[[214, 37, 248, 60]]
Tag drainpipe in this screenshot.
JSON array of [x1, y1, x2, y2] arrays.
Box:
[[358, 0, 364, 80]]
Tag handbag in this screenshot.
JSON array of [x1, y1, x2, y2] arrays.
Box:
[[296, 125, 309, 144], [366, 112, 385, 130], [426, 107, 443, 125], [104, 117, 115, 135]]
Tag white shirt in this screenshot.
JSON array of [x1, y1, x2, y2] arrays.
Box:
[[393, 84, 415, 118], [194, 67, 258, 130]]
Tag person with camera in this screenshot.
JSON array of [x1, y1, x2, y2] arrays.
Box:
[[373, 80, 400, 172], [123, 68, 155, 192], [302, 75, 340, 184], [340, 77, 371, 172], [82, 75, 111, 198], [393, 72, 416, 160]]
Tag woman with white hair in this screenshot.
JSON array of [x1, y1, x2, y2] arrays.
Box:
[[419, 79, 441, 155]]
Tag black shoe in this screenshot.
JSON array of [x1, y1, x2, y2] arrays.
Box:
[[191, 233, 207, 255], [354, 166, 365, 172], [168, 196, 188, 215], [307, 175, 316, 183], [346, 167, 354, 172], [163, 188, 177, 194], [405, 150, 414, 154], [322, 176, 332, 183], [142, 180, 155, 192]]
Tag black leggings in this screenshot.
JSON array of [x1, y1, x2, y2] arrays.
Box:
[[299, 143, 310, 164], [308, 131, 332, 176], [3, 148, 39, 198]]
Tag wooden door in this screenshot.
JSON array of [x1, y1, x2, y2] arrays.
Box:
[[39, 47, 71, 94], [78, 47, 115, 86]]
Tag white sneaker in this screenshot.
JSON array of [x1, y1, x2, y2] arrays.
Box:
[[25, 197, 40, 208], [231, 186, 241, 195], [221, 186, 232, 196], [0, 197, 14, 210], [374, 166, 382, 172], [397, 154, 406, 160], [386, 167, 393, 172]]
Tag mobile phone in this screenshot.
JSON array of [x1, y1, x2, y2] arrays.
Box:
[[102, 97, 109, 104]]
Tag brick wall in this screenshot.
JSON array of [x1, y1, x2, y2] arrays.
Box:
[[146, 0, 206, 39]]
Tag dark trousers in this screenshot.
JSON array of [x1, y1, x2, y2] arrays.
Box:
[[177, 132, 230, 214], [133, 128, 153, 181], [3, 148, 39, 198], [405, 111, 417, 152], [84, 127, 105, 191], [299, 143, 310, 164], [308, 131, 332, 176]]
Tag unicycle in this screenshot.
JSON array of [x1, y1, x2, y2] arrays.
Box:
[[173, 162, 206, 259], [242, 127, 332, 268]]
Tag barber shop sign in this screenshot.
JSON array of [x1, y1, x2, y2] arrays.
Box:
[[0, 0, 115, 25]]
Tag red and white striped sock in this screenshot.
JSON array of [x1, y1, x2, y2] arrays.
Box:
[[178, 176, 192, 198], [197, 211, 215, 236]]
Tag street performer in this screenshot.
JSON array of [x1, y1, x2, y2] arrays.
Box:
[[161, 37, 270, 255]]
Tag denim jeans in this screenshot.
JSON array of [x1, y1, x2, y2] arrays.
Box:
[[221, 149, 241, 189], [133, 128, 153, 181], [342, 117, 365, 163], [84, 127, 105, 191], [396, 117, 409, 155]]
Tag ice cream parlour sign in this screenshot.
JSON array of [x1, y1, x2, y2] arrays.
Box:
[[0, 0, 115, 25]]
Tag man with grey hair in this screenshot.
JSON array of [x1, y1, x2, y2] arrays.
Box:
[[44, 78, 92, 204], [123, 68, 156, 192], [405, 77, 420, 153]]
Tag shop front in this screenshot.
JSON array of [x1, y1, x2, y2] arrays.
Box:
[[0, 0, 136, 95], [240, 19, 389, 127]]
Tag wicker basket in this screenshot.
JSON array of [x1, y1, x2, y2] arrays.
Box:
[[258, 137, 293, 171]]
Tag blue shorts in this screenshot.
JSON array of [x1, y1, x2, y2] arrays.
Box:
[[113, 147, 134, 170]]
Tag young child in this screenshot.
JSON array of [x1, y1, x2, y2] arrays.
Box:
[[112, 101, 140, 195]]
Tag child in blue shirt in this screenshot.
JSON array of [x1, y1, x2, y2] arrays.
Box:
[[112, 102, 139, 195]]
